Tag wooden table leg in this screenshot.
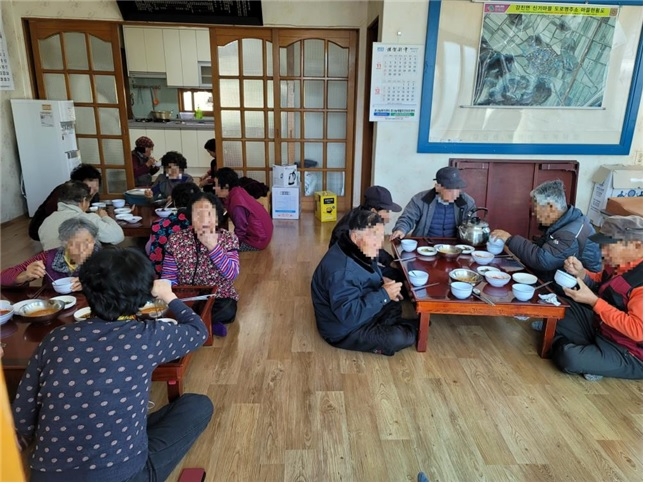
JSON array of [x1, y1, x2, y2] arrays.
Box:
[[540, 317, 558, 358], [416, 313, 430, 352], [166, 379, 183, 402]]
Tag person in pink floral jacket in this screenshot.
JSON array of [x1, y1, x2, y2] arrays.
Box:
[[161, 192, 240, 337], [147, 183, 201, 276]]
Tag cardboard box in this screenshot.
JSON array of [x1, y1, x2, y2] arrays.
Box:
[[587, 164, 643, 226], [604, 197, 643, 217], [314, 191, 337, 222], [272, 186, 300, 219], [272, 164, 299, 188]]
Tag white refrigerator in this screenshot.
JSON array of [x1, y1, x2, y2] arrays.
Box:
[[10, 99, 82, 217]]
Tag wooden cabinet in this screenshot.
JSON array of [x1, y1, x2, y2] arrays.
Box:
[[449, 158, 579, 241], [162, 28, 205, 87]]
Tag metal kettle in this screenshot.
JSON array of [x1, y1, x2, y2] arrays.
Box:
[[458, 207, 490, 246]]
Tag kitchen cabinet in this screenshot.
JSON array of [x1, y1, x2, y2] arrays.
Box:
[[449, 158, 579, 241], [122, 26, 165, 74], [123, 26, 209, 86], [128, 127, 214, 174]]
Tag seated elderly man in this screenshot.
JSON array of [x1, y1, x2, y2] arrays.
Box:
[[38, 180, 124, 250], [490, 179, 601, 284], [549, 215, 642, 381], [311, 210, 417, 356], [391, 166, 476, 240]]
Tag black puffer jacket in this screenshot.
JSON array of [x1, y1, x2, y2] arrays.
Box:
[[506, 205, 601, 283]]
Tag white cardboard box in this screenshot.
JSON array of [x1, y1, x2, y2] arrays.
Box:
[[587, 164, 643, 226], [272, 186, 300, 219], [272, 164, 300, 188]]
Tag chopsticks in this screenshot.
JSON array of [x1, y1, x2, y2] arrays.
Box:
[[412, 282, 440, 291], [393, 256, 416, 262]]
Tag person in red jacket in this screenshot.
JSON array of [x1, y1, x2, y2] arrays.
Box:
[[131, 136, 160, 186], [551, 215, 642, 381], [213, 167, 273, 251]]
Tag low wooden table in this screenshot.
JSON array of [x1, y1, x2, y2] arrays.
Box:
[[393, 238, 569, 358], [108, 204, 156, 238], [0, 288, 191, 401]]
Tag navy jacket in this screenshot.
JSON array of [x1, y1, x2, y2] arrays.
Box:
[[311, 233, 391, 343], [507, 205, 601, 283]]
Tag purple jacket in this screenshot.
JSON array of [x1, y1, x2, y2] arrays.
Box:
[[1, 248, 78, 286], [225, 186, 273, 250]]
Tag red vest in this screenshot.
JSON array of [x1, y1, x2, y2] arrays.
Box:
[[597, 262, 643, 361]]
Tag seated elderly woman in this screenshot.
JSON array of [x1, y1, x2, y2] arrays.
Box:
[[148, 151, 194, 200], [161, 192, 240, 337], [12, 248, 212, 481], [1, 217, 99, 290], [147, 182, 201, 276], [490, 179, 601, 285]]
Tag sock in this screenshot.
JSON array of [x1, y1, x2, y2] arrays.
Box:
[[212, 321, 228, 337], [583, 373, 604, 381], [530, 321, 544, 331]]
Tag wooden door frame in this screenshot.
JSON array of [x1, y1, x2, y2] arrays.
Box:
[[360, 18, 379, 205]]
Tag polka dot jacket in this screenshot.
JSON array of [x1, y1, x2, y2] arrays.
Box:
[[11, 299, 207, 482]]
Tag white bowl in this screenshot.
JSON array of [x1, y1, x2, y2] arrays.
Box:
[[116, 213, 133, 220], [89, 206, 98, 212], [73, 307, 93, 321], [450, 281, 473, 299], [50, 295, 77, 310], [125, 215, 142, 224], [114, 207, 132, 215], [0, 300, 14, 325], [400, 239, 418, 252], [486, 240, 505, 255], [555, 269, 577, 289], [484, 270, 511, 287], [155, 208, 173, 218], [112, 199, 126, 208], [91, 202, 106, 208], [408, 270, 429, 286], [416, 246, 437, 257], [471, 250, 495, 265], [512, 283, 535, 301], [476, 265, 498, 276], [455, 244, 475, 254], [512, 273, 538, 285], [52, 276, 75, 294]]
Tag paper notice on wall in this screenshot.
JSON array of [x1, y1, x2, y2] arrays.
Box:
[[40, 111, 54, 127], [369, 43, 424, 122], [0, 18, 14, 90]]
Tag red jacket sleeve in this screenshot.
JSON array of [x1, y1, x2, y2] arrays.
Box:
[[0, 252, 49, 286]]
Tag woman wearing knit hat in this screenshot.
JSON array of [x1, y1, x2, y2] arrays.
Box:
[[131, 136, 160, 186]]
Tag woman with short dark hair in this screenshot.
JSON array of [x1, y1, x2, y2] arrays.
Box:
[[11, 247, 213, 481], [150, 151, 194, 199], [132, 136, 160, 187], [161, 192, 240, 337]]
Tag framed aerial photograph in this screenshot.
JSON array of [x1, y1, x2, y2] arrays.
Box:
[[417, 0, 643, 154]]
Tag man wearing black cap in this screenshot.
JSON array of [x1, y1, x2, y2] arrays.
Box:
[[311, 210, 417, 356], [329, 186, 403, 280], [550, 215, 643, 381], [391, 166, 476, 240]]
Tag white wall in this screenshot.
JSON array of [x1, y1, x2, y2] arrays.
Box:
[[374, 0, 643, 232], [0, 0, 370, 223]]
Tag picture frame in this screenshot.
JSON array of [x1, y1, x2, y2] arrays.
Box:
[[417, 0, 643, 154]]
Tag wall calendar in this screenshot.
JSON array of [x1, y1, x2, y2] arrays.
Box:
[[369, 43, 424, 122], [0, 18, 14, 90]]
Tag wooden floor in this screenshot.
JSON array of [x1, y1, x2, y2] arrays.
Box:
[[1, 214, 642, 481]]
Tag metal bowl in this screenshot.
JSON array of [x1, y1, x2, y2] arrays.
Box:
[[436, 244, 463, 260], [17, 299, 66, 323], [138, 299, 169, 319], [449, 268, 483, 286]]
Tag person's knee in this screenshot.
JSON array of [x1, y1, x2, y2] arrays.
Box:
[[180, 393, 214, 424], [551, 343, 583, 374], [212, 299, 237, 323]]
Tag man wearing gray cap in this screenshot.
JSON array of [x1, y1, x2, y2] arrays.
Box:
[[390, 166, 476, 239], [550, 215, 643, 381]]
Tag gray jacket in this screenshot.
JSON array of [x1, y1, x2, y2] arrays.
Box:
[[392, 189, 476, 237]]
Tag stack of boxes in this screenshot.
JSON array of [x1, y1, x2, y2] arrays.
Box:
[[587, 164, 643, 226], [271, 165, 300, 219]]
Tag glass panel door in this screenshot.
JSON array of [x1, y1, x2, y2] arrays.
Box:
[[29, 20, 132, 195]]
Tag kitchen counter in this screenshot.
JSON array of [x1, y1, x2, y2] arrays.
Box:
[[128, 120, 215, 130]]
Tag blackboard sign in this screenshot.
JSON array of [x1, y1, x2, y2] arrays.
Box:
[[117, 1, 263, 26]]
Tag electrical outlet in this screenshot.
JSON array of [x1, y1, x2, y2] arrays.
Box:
[[635, 150, 643, 165]]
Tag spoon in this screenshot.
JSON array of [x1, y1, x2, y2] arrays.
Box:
[[534, 280, 552, 291], [472, 287, 495, 306]]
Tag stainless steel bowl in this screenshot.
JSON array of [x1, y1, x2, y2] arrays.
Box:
[[17, 299, 66, 323], [436, 244, 463, 260], [449, 268, 483, 286]]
